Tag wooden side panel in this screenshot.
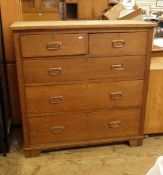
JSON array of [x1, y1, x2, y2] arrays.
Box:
[[140, 29, 154, 135], [1, 0, 22, 62], [78, 0, 108, 20], [14, 32, 30, 146], [1, 0, 22, 124], [78, 0, 93, 19], [144, 69, 163, 134], [6, 63, 21, 124]]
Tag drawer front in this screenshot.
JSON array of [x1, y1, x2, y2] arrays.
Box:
[[29, 109, 140, 145], [20, 33, 88, 58], [23, 12, 60, 21], [26, 80, 143, 114], [23, 56, 145, 84], [89, 32, 147, 56]]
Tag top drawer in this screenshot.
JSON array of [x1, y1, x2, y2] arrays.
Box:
[[20, 33, 88, 58], [89, 32, 147, 56]]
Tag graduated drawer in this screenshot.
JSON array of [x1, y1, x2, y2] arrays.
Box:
[[23, 56, 145, 84], [28, 109, 140, 145], [89, 32, 147, 56], [20, 33, 88, 58], [26, 80, 143, 114]]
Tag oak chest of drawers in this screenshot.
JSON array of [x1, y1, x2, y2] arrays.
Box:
[[11, 21, 156, 157]]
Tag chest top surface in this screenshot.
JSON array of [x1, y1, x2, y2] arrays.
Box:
[[11, 20, 157, 31]]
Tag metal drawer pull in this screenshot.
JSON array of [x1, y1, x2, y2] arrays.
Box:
[[110, 92, 122, 100], [49, 96, 63, 104], [111, 64, 124, 70], [48, 67, 62, 76], [47, 42, 61, 51], [108, 121, 121, 128], [112, 40, 126, 48], [51, 126, 65, 134]]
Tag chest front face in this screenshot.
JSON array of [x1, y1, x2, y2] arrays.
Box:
[[12, 22, 154, 157]]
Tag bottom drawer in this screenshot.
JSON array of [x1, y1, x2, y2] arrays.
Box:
[[29, 109, 140, 146]]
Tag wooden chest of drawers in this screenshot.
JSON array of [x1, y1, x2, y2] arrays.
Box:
[[11, 21, 156, 157]]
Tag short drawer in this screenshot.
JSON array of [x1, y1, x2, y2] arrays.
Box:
[[20, 33, 88, 58], [26, 80, 143, 114], [23, 12, 60, 21], [28, 109, 140, 145], [23, 56, 145, 84], [89, 32, 147, 56]]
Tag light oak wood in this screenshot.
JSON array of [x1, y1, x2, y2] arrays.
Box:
[[152, 50, 163, 57], [11, 20, 157, 31], [74, 0, 108, 20], [26, 80, 143, 114], [21, 0, 60, 21], [139, 29, 153, 137], [22, 0, 60, 13], [78, 0, 93, 20], [25, 149, 41, 157], [92, 0, 108, 19], [23, 12, 60, 21], [21, 0, 108, 20], [23, 56, 145, 84], [12, 21, 154, 157], [21, 33, 88, 57], [14, 33, 30, 147], [1, 0, 22, 62], [150, 57, 163, 70], [29, 109, 140, 146], [144, 57, 163, 134], [89, 32, 147, 56], [1, 0, 22, 124], [129, 139, 143, 146], [24, 134, 143, 156]]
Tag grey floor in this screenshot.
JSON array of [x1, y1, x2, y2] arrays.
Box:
[[0, 128, 163, 175]]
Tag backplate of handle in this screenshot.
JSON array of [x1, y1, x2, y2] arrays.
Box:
[[48, 67, 62, 76], [108, 121, 121, 128], [112, 40, 126, 48], [111, 64, 124, 70], [47, 42, 62, 51], [51, 126, 65, 134], [49, 96, 63, 104], [110, 92, 122, 100]]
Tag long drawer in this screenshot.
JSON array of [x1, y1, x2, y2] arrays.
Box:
[[29, 109, 140, 145], [20, 33, 88, 58], [26, 80, 143, 114], [89, 32, 147, 56], [23, 56, 145, 84]]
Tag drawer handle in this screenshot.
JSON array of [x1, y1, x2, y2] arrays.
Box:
[[47, 42, 61, 51], [48, 68, 62, 76], [111, 64, 124, 70], [108, 121, 121, 128], [110, 92, 122, 100], [51, 126, 65, 134], [49, 96, 63, 104], [112, 40, 126, 48]]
